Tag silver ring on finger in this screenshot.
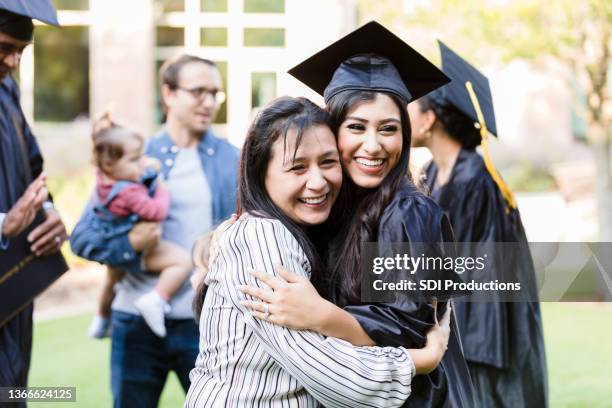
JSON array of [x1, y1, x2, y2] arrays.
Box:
[[263, 303, 270, 319], [54, 235, 62, 244]]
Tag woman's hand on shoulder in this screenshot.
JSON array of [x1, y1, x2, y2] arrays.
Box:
[[239, 266, 330, 331]]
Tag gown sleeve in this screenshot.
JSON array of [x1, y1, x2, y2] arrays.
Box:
[[445, 176, 501, 243], [441, 174, 510, 368], [345, 192, 455, 348], [220, 217, 416, 408], [343, 189, 478, 407], [7, 78, 45, 182], [0, 78, 46, 251]]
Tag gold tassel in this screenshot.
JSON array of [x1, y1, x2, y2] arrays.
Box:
[[465, 81, 516, 212]]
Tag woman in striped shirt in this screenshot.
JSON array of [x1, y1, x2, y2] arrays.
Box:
[[185, 96, 451, 407]]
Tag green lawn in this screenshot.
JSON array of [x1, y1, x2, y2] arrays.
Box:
[[28, 314, 184, 407], [28, 303, 612, 407], [541, 303, 612, 407]]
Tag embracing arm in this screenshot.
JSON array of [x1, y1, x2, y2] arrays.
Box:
[[242, 266, 377, 346], [223, 218, 414, 408], [317, 300, 377, 345], [313, 300, 449, 374], [241, 266, 450, 374], [291, 294, 448, 374]]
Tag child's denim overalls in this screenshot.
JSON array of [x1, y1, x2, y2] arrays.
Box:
[[70, 174, 157, 273]]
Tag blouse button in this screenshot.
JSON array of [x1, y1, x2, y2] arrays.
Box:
[[170, 145, 179, 153], [165, 159, 174, 167], [207, 148, 214, 156]]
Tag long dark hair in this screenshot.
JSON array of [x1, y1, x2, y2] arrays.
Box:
[[325, 90, 413, 306], [417, 92, 481, 149], [194, 96, 333, 318]]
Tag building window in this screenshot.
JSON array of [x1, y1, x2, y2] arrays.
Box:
[[34, 26, 89, 122], [55, 0, 89, 10], [156, 0, 185, 12], [251, 72, 276, 109], [154, 59, 165, 124], [156, 26, 185, 46], [201, 27, 228, 47], [214, 61, 228, 124], [202, 0, 228, 12], [244, 0, 284, 13], [243, 28, 285, 47]]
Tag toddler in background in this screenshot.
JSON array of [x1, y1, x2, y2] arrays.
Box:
[[86, 114, 192, 338]]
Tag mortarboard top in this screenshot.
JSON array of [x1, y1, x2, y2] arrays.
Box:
[[288, 21, 450, 104], [0, 0, 59, 27], [437, 40, 497, 136]]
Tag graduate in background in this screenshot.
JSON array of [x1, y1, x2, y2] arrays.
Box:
[[409, 41, 548, 407], [0, 0, 68, 397]]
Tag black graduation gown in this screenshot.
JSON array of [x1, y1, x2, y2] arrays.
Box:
[[0, 75, 44, 391], [424, 149, 548, 407], [344, 179, 477, 407]]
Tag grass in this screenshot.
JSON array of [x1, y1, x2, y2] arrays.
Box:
[[542, 303, 612, 407], [28, 314, 185, 407], [28, 303, 612, 407]]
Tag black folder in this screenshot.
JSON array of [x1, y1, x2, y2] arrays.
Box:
[[0, 212, 68, 327]]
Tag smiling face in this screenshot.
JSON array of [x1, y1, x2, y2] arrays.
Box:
[[162, 61, 223, 135], [265, 124, 342, 226], [337, 93, 403, 189]]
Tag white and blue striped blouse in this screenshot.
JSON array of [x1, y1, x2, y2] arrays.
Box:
[[185, 215, 415, 407]]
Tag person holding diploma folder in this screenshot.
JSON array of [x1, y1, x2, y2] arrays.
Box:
[[0, 1, 68, 400]]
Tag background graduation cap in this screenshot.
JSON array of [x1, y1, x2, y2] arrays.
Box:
[[436, 40, 516, 210], [436, 40, 498, 136], [0, 0, 59, 41], [288, 21, 450, 104]]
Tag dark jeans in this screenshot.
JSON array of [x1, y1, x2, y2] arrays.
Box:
[[110, 311, 199, 408]]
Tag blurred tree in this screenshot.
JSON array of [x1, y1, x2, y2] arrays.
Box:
[[359, 0, 611, 239], [34, 25, 89, 121]]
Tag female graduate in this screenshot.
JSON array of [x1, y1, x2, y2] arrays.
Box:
[[239, 22, 476, 407], [407, 41, 548, 407]]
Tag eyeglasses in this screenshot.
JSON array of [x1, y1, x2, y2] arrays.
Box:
[[175, 86, 226, 104]]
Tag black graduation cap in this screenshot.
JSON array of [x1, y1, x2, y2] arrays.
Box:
[[437, 41, 517, 209], [0, 0, 59, 41], [437, 40, 498, 136], [288, 21, 450, 104]]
